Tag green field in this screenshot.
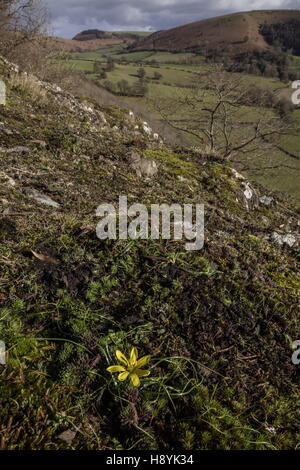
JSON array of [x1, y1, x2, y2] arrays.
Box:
[[113, 31, 152, 36], [59, 48, 300, 199]]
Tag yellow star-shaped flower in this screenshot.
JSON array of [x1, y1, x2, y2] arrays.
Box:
[[107, 347, 151, 387]]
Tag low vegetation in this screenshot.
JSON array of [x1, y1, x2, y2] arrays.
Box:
[[56, 45, 300, 200], [0, 53, 299, 450], [0, 5, 299, 451]]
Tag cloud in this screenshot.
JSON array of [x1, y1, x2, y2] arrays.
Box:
[[43, 0, 300, 38]]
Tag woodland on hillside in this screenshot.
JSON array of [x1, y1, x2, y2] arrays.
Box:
[[260, 20, 300, 55]]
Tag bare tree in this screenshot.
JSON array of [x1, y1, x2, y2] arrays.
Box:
[[150, 66, 298, 166], [0, 0, 47, 57]]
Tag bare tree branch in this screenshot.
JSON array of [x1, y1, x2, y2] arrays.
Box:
[[150, 65, 300, 172]]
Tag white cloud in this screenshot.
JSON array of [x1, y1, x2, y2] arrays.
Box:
[[44, 0, 300, 38]]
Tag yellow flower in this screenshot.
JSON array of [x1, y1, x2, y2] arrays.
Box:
[[107, 347, 151, 387]]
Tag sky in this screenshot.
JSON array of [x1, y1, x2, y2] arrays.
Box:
[[44, 0, 300, 39]]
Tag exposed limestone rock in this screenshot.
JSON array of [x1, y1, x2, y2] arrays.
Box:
[[24, 188, 60, 208], [231, 168, 245, 180], [241, 181, 259, 211], [2, 146, 30, 155], [260, 195, 274, 206], [57, 429, 76, 444], [271, 232, 297, 248], [129, 151, 158, 179]]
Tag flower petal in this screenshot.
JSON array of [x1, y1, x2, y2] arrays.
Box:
[[136, 369, 150, 377], [107, 365, 126, 373], [130, 373, 140, 387], [118, 371, 129, 381], [136, 355, 151, 368], [116, 350, 129, 366], [130, 347, 138, 366]]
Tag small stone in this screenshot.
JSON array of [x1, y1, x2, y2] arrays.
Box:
[[261, 216, 270, 227], [243, 183, 253, 200], [143, 124, 152, 136], [98, 112, 107, 124], [231, 168, 245, 180], [241, 181, 258, 210], [129, 152, 158, 179], [31, 140, 47, 149], [271, 232, 297, 248], [260, 195, 274, 206], [128, 111, 135, 122], [6, 176, 16, 187], [57, 429, 76, 444], [6, 146, 30, 154], [1, 172, 17, 187], [177, 175, 190, 183], [24, 188, 60, 208]]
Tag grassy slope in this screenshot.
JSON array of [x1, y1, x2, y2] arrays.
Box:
[[0, 57, 299, 450], [132, 10, 300, 54], [61, 48, 300, 199], [49, 32, 152, 53]]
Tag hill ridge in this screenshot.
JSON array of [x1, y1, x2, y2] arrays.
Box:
[[132, 9, 300, 55]]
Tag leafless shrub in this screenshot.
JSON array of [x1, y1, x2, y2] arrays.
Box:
[[0, 0, 48, 59], [150, 65, 297, 161]]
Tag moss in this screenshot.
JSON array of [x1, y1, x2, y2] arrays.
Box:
[[143, 149, 198, 177]]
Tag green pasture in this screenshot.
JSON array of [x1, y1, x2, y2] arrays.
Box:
[[57, 47, 300, 199]]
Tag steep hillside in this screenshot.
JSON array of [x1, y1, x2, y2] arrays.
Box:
[[0, 56, 299, 450], [132, 10, 300, 55]]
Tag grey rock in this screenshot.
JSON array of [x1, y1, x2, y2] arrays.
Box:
[[231, 168, 245, 180], [271, 232, 297, 247], [57, 429, 76, 444], [6, 146, 30, 154], [142, 123, 152, 136], [24, 188, 60, 208], [98, 111, 107, 125], [260, 195, 274, 206], [129, 152, 158, 179], [3, 129, 13, 135], [261, 216, 270, 227], [5, 175, 16, 187], [177, 175, 190, 183], [241, 182, 259, 210], [231, 168, 259, 210], [31, 140, 47, 149]]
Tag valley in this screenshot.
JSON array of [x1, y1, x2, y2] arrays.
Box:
[[57, 43, 300, 200], [1, 3, 300, 451]]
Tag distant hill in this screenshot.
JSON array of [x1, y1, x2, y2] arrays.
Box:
[[49, 36, 122, 52], [132, 10, 300, 56], [47, 31, 151, 53], [73, 30, 151, 43]]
